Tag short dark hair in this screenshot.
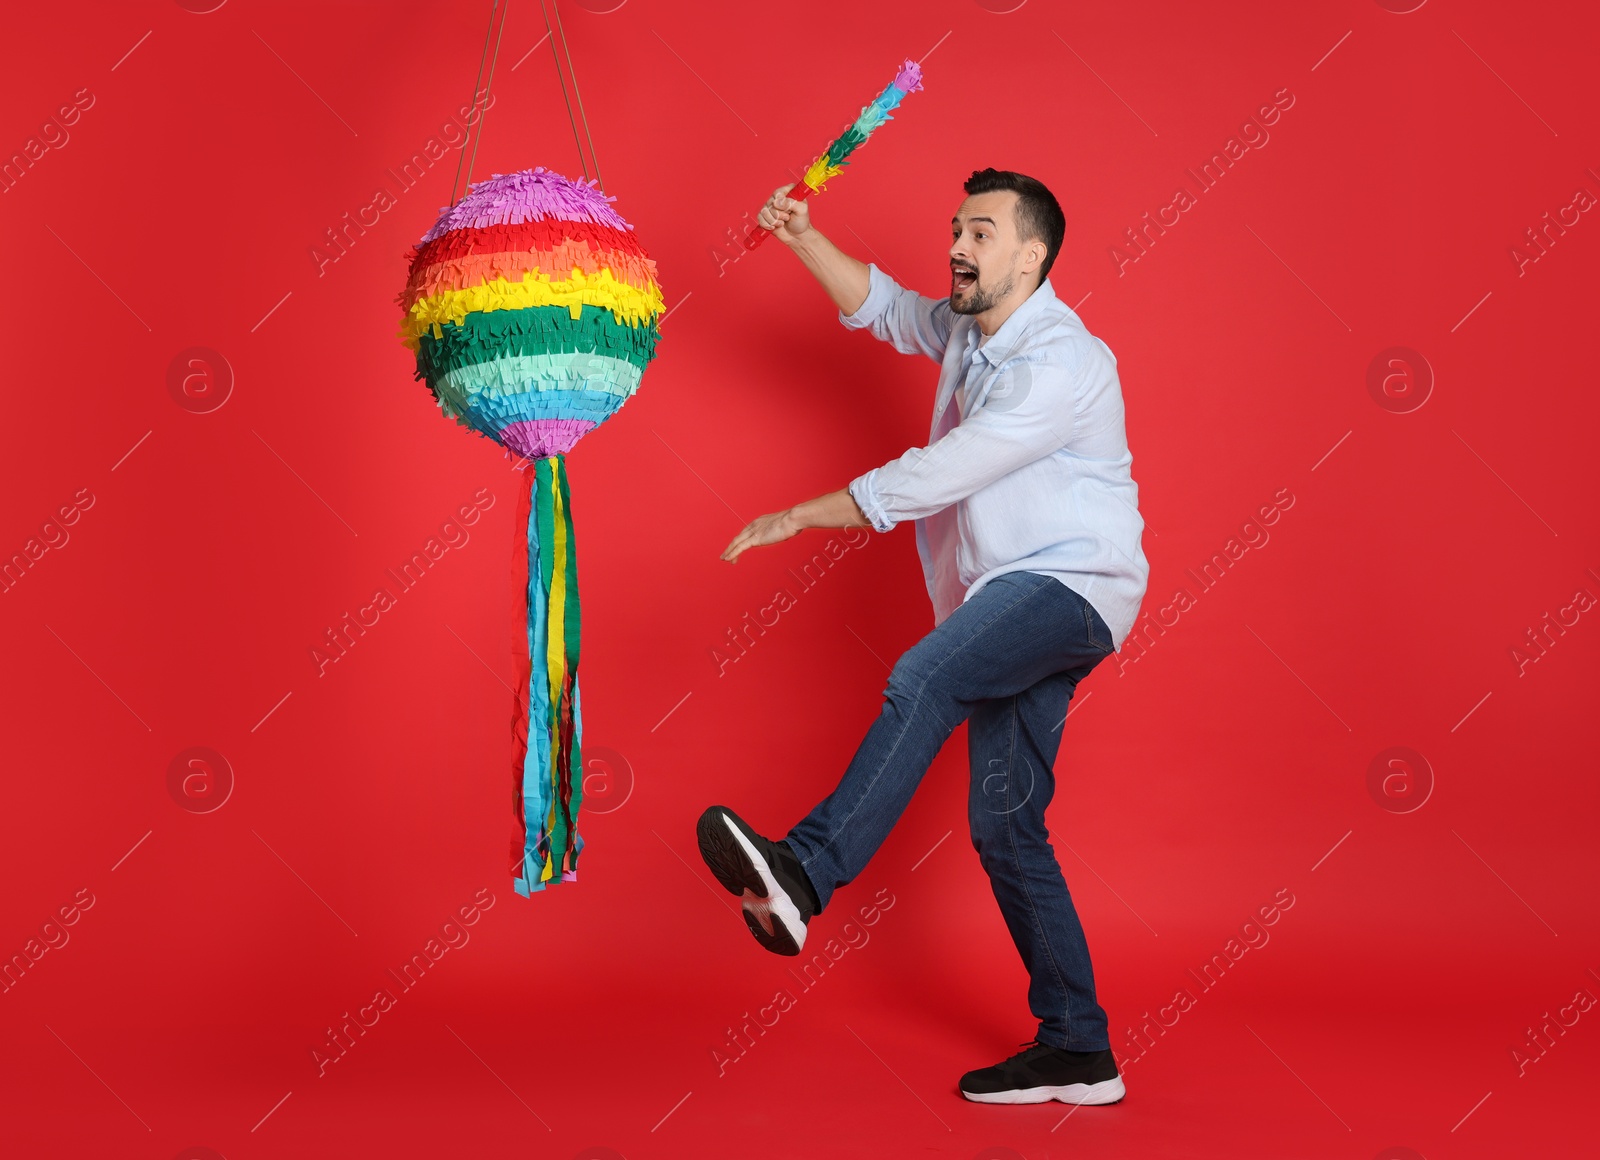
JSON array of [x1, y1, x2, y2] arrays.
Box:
[[962, 168, 1066, 280]]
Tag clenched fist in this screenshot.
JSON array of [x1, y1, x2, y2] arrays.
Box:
[[755, 184, 812, 244]]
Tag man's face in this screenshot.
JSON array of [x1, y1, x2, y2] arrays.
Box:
[[949, 190, 1035, 316]]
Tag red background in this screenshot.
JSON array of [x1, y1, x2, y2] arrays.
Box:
[[2, 1, 1596, 1157]]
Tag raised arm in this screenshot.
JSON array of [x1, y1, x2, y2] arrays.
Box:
[[758, 186, 954, 361], [758, 184, 869, 314]]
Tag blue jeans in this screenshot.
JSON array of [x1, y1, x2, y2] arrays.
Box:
[[785, 569, 1117, 1051]]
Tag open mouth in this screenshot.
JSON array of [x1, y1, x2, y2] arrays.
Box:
[[952, 267, 977, 293]]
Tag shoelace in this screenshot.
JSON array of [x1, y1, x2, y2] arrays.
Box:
[[1005, 1039, 1058, 1063]]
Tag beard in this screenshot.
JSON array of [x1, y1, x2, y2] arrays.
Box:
[[949, 268, 1014, 315]]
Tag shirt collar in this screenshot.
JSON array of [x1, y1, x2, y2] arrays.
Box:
[[968, 275, 1057, 364]]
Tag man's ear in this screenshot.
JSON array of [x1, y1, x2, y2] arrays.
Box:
[[1024, 238, 1047, 279]]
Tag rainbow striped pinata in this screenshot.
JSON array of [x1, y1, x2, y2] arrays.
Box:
[[396, 167, 664, 897]]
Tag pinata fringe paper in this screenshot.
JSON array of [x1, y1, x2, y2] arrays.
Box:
[[401, 219, 660, 307], [421, 167, 637, 240], [510, 456, 584, 894], [414, 306, 661, 384], [399, 167, 662, 897], [800, 58, 923, 193], [400, 267, 664, 343]]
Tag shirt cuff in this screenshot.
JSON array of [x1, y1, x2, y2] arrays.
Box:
[[838, 263, 894, 330], [848, 469, 896, 533]]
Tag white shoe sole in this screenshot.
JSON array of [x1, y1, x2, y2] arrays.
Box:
[[961, 1076, 1126, 1105], [719, 813, 807, 954]]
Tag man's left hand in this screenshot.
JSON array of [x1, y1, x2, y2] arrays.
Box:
[[722, 510, 801, 563]]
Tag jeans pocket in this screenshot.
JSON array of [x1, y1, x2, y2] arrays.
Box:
[[1080, 591, 1114, 655]]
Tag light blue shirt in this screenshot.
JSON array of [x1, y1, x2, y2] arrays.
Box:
[[844, 263, 1149, 649]]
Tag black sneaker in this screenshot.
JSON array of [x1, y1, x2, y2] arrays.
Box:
[[696, 806, 819, 956], [959, 1041, 1126, 1105]]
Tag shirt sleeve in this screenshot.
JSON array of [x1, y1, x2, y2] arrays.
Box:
[[849, 341, 1093, 530], [839, 263, 955, 363]]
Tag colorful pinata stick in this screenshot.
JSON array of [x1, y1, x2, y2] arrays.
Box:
[[746, 58, 924, 250]]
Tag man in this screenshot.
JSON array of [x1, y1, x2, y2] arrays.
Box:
[[696, 168, 1148, 1106]]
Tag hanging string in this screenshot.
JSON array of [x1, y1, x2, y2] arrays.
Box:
[[547, 0, 603, 192], [450, 0, 504, 205], [452, 0, 604, 202], [463, 0, 511, 201], [540, 0, 591, 186]]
